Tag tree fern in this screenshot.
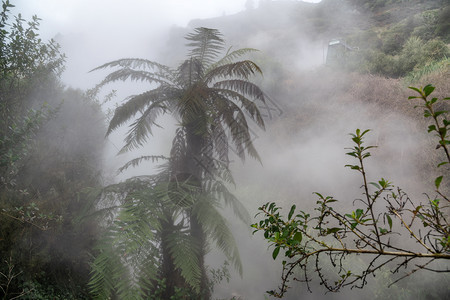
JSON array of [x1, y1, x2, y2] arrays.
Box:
[[91, 27, 266, 299]]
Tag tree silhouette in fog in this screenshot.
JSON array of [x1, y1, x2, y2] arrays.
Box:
[[89, 27, 266, 299]]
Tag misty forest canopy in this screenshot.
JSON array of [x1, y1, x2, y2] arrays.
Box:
[[0, 0, 449, 299], [88, 27, 267, 299]]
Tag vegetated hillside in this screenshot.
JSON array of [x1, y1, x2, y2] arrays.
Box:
[[172, 0, 449, 79], [162, 1, 449, 299]]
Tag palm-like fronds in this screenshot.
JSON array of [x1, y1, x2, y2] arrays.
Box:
[[91, 58, 174, 79], [205, 60, 263, 81], [212, 47, 259, 68], [166, 230, 202, 290], [118, 155, 170, 173], [193, 196, 243, 276], [95, 27, 265, 162], [185, 27, 225, 68], [119, 101, 167, 153], [91, 27, 266, 298], [106, 89, 168, 136]]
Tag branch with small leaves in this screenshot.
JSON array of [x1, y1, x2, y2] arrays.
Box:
[[408, 84, 450, 164], [251, 86, 449, 297]]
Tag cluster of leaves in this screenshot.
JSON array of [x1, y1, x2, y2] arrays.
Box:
[[252, 86, 449, 298], [409, 84, 449, 164]]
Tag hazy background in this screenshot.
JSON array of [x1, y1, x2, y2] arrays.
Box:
[[12, 0, 321, 89]]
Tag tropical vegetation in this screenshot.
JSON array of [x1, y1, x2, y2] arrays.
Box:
[[88, 27, 266, 299]]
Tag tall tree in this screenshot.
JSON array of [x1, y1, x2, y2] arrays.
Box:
[[90, 27, 266, 298]]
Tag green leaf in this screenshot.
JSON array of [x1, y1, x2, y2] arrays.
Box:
[[345, 165, 361, 171], [293, 232, 302, 243], [435, 176, 443, 189], [428, 125, 436, 132], [274, 232, 280, 240], [356, 209, 363, 219], [272, 246, 280, 260], [370, 182, 381, 189], [408, 86, 421, 93], [386, 214, 392, 230], [361, 129, 371, 137], [288, 205, 296, 220], [423, 84, 435, 97], [435, 111, 448, 118]]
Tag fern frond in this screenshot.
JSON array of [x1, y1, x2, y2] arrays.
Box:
[[213, 79, 265, 104], [212, 47, 259, 69], [217, 99, 261, 162], [166, 230, 202, 291], [99, 69, 173, 87], [170, 127, 187, 174], [205, 60, 262, 82], [233, 110, 260, 162], [210, 122, 230, 167], [176, 58, 204, 87], [176, 90, 209, 127], [214, 89, 265, 129], [118, 155, 170, 173], [185, 27, 224, 67], [204, 179, 250, 224], [193, 198, 243, 276], [89, 181, 167, 299], [107, 88, 169, 136], [89, 249, 118, 299], [90, 58, 172, 74], [118, 102, 167, 153]]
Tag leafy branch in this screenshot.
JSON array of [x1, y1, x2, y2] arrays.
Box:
[[251, 85, 449, 298]]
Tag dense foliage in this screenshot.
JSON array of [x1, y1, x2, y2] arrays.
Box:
[[0, 1, 105, 298]]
